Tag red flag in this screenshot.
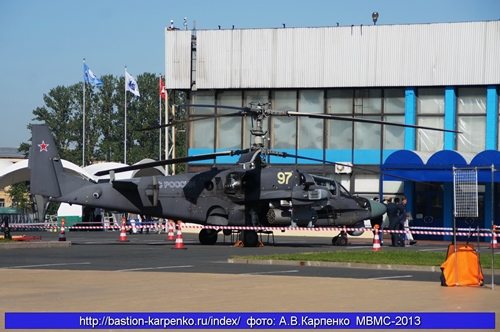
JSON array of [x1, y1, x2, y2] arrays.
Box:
[[159, 76, 166, 100]]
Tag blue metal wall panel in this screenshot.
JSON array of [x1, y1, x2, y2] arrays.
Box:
[[325, 150, 352, 163], [354, 150, 385, 164]]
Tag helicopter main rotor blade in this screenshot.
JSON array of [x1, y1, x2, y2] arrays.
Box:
[[269, 151, 434, 184], [136, 112, 244, 131], [143, 103, 460, 134], [176, 104, 252, 111], [284, 111, 461, 134], [94, 150, 245, 176]]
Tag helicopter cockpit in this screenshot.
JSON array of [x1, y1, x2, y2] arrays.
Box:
[[312, 175, 351, 197]]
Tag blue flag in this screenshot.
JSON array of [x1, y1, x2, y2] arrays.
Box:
[[83, 63, 104, 87]]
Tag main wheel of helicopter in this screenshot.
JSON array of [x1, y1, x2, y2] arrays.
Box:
[[241, 230, 259, 247], [198, 228, 218, 245], [337, 236, 348, 246]]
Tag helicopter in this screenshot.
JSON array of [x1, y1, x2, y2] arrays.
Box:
[[28, 103, 459, 247]]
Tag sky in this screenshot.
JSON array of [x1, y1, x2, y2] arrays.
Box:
[[1, 0, 499, 148]]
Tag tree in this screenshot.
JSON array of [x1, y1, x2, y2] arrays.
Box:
[[31, 84, 82, 163], [22, 72, 188, 169], [5, 182, 31, 212]]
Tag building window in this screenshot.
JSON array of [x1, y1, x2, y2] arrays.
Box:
[[456, 87, 486, 153], [326, 89, 353, 149], [416, 87, 445, 152], [298, 90, 324, 149], [217, 91, 243, 149], [326, 88, 404, 151], [354, 89, 382, 150], [271, 90, 297, 149], [191, 91, 216, 149], [383, 88, 405, 150], [0, 199, 4, 207]]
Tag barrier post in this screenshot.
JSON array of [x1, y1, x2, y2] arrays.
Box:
[[58, 218, 66, 241], [490, 225, 498, 249], [372, 224, 381, 251], [118, 217, 129, 242], [166, 220, 175, 241]]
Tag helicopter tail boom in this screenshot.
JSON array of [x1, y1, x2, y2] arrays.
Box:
[[29, 124, 91, 198]]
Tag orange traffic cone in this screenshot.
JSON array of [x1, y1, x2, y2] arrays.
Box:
[[372, 225, 381, 251], [58, 218, 66, 241], [118, 218, 129, 242], [166, 220, 175, 241], [172, 221, 186, 249]]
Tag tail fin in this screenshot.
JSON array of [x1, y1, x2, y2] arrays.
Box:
[[29, 124, 63, 197], [29, 124, 88, 198]]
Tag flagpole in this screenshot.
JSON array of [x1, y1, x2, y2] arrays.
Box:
[[124, 66, 127, 165], [165, 88, 169, 175], [159, 74, 162, 161], [82, 58, 86, 167]]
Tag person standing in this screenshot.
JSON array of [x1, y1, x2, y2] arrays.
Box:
[[400, 196, 416, 245], [386, 197, 405, 247]]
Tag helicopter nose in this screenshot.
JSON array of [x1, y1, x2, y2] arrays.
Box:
[[368, 200, 387, 218]]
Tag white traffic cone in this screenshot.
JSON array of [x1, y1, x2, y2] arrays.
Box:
[[118, 218, 129, 242], [172, 221, 186, 249]]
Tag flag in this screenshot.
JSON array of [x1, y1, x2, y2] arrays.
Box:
[[83, 63, 104, 87], [125, 70, 140, 97], [159, 76, 166, 99]]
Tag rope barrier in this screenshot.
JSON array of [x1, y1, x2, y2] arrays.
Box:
[[6, 223, 499, 238]]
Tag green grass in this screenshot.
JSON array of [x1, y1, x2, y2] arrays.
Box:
[[233, 250, 500, 270], [0, 238, 15, 242]]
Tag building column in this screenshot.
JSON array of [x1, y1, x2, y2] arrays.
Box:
[[444, 87, 456, 150], [404, 87, 417, 150], [486, 86, 499, 150]]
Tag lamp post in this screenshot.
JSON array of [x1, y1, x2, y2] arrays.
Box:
[[372, 12, 379, 25]]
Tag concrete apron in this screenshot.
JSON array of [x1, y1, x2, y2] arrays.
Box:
[[1, 269, 498, 332]]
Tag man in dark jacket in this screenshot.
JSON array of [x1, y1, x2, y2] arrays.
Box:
[[386, 197, 405, 246]]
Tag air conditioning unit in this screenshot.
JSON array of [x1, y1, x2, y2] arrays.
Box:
[[335, 162, 352, 174]]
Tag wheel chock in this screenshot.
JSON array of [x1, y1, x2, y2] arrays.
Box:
[[257, 241, 264, 247], [233, 240, 244, 247]]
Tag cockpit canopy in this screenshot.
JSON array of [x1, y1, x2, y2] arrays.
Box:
[[312, 175, 351, 197]]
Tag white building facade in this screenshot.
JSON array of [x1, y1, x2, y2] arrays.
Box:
[[164, 21, 500, 240]]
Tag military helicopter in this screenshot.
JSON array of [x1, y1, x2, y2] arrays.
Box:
[[29, 103, 458, 247]]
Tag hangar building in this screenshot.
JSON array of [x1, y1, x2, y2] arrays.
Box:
[[164, 20, 500, 240]]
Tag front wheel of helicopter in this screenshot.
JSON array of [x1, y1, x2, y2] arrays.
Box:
[[241, 230, 259, 247], [199, 228, 218, 245]]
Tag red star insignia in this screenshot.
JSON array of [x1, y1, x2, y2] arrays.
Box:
[[38, 141, 49, 152]]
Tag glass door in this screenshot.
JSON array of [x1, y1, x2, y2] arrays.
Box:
[[413, 184, 444, 241]]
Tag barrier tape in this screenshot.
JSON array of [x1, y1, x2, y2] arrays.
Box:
[[6, 223, 499, 238]]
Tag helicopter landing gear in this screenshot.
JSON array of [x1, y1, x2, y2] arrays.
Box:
[[241, 230, 259, 247], [332, 232, 348, 246], [198, 228, 218, 245]]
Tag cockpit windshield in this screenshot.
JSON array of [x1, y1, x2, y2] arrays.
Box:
[[338, 183, 351, 197], [312, 175, 352, 197]]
